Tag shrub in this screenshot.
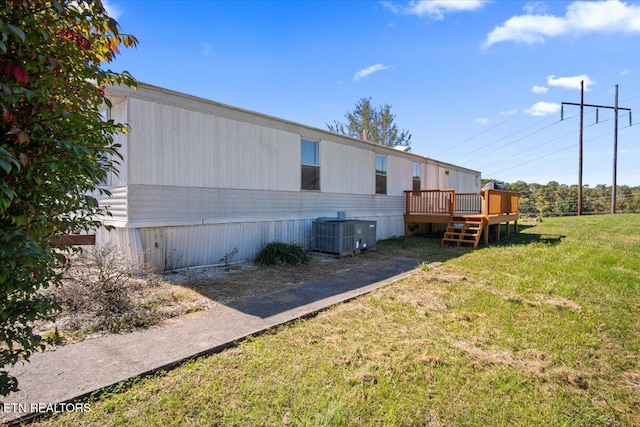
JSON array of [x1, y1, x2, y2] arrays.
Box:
[[255, 242, 310, 266], [50, 243, 160, 333]]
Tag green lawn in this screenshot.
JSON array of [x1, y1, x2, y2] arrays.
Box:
[[37, 214, 640, 426]]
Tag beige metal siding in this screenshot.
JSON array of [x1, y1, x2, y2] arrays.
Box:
[[139, 221, 310, 271], [425, 163, 440, 190], [98, 185, 128, 226], [94, 227, 143, 266], [127, 98, 299, 190], [320, 141, 374, 194], [103, 96, 128, 186], [137, 214, 405, 272], [123, 184, 402, 226], [387, 155, 414, 196]]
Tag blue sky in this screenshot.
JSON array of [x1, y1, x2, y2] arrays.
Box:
[[105, 0, 640, 187]]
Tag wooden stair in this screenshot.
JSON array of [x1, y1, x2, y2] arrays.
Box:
[[441, 216, 485, 248]]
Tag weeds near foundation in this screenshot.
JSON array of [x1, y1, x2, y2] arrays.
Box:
[[219, 247, 239, 268]]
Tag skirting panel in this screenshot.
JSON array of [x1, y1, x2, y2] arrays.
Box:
[[112, 215, 406, 272]]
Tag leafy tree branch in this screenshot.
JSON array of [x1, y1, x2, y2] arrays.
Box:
[[1, 0, 137, 396]]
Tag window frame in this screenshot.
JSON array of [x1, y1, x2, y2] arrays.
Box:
[[301, 139, 320, 191], [375, 154, 387, 195], [412, 162, 421, 191]]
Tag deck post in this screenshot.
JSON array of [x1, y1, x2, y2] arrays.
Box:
[[404, 191, 410, 216], [483, 218, 489, 245], [449, 191, 455, 218]]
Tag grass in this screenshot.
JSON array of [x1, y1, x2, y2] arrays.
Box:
[[34, 214, 640, 426]]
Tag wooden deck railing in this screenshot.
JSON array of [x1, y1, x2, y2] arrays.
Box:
[[455, 193, 482, 214], [405, 189, 454, 215], [405, 189, 519, 218], [484, 189, 520, 216]]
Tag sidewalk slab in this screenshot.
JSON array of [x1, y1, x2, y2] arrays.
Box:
[[2, 257, 418, 424]]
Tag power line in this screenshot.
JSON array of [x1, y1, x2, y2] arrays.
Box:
[[455, 114, 571, 164], [484, 143, 575, 176], [434, 112, 521, 157], [483, 127, 623, 178], [460, 118, 566, 167], [475, 128, 577, 171], [472, 110, 635, 181]]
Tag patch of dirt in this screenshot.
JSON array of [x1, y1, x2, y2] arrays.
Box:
[[474, 284, 583, 313], [38, 250, 404, 344], [391, 279, 450, 314], [620, 370, 640, 394], [164, 250, 400, 304], [451, 340, 553, 376]]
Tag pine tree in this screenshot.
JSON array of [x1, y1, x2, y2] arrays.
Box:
[[327, 98, 412, 148]]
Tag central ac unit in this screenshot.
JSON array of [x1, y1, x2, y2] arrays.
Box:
[[312, 219, 377, 255]]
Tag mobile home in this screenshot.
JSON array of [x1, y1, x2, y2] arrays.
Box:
[[99, 83, 480, 271]]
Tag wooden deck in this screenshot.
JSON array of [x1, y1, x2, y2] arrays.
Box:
[[404, 189, 520, 247]]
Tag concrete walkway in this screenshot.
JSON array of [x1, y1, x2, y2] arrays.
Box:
[[1, 258, 419, 425]]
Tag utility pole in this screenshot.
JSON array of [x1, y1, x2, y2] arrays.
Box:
[[579, 81, 584, 216], [561, 82, 631, 215], [612, 85, 619, 214]]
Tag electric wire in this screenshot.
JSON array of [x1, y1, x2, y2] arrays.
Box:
[[434, 112, 522, 157], [459, 117, 568, 167], [484, 125, 628, 178], [454, 114, 568, 163], [429, 93, 640, 184], [478, 104, 638, 181]]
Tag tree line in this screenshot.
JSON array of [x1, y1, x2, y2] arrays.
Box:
[[484, 179, 640, 216]]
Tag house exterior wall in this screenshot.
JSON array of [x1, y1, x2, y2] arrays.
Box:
[[103, 95, 129, 187], [99, 83, 480, 271]]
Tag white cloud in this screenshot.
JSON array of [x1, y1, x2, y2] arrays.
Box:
[[547, 74, 595, 91], [483, 0, 640, 47], [523, 1, 548, 15], [353, 64, 390, 81], [525, 101, 561, 116], [388, 0, 488, 20], [500, 109, 519, 116], [102, 0, 122, 20], [532, 85, 548, 94], [620, 69, 632, 75], [475, 117, 489, 125]]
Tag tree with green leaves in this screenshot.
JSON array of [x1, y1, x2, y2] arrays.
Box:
[[0, 0, 137, 396], [327, 97, 412, 148]]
